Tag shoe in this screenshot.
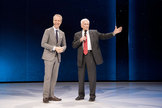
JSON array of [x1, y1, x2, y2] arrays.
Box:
[[89, 97, 95, 102], [49, 96, 62, 101], [43, 98, 49, 103], [75, 96, 84, 100]]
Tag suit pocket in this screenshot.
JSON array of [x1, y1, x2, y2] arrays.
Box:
[[42, 49, 55, 60]]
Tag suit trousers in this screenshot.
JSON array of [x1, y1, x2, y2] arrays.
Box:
[[43, 58, 60, 98], [78, 51, 96, 98]]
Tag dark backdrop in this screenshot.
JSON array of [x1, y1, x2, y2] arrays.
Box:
[[0, 0, 162, 82], [128, 0, 162, 80], [0, 0, 116, 82]]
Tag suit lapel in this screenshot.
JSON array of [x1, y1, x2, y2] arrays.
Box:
[[51, 27, 62, 45], [58, 30, 63, 45], [50, 27, 57, 44], [89, 30, 94, 48]]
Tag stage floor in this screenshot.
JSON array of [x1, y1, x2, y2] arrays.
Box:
[[0, 82, 162, 108]]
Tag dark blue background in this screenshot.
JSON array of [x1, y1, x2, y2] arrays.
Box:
[[0, 0, 162, 82], [129, 0, 162, 80]]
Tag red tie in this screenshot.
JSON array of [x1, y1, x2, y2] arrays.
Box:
[[83, 35, 88, 55]]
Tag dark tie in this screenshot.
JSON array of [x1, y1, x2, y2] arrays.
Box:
[[83, 30, 88, 55], [56, 30, 58, 43]]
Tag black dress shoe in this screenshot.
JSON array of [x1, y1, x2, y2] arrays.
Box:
[[89, 97, 95, 102], [43, 98, 49, 103], [75, 96, 84, 100]]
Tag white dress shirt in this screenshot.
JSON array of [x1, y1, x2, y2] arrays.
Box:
[[53, 26, 59, 51], [82, 30, 92, 50]]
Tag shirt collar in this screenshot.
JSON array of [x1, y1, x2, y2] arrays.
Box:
[[53, 26, 59, 32]]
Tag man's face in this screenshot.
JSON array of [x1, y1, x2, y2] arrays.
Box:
[[81, 20, 89, 31], [53, 16, 62, 29]]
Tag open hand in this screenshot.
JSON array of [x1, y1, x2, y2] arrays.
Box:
[[113, 26, 122, 35]]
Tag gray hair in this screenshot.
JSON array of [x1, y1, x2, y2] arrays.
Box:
[[53, 14, 62, 21], [80, 18, 90, 24]]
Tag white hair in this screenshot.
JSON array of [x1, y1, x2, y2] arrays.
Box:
[[80, 18, 90, 24]]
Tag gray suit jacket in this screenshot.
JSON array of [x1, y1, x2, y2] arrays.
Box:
[[41, 27, 66, 62], [72, 30, 114, 67]]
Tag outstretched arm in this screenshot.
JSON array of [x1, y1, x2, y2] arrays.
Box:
[[98, 26, 122, 40]]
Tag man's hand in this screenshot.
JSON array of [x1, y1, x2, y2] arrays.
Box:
[[55, 47, 64, 53], [80, 36, 86, 42], [113, 26, 122, 35]]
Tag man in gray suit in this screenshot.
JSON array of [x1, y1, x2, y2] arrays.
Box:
[[72, 18, 122, 102], [41, 14, 66, 103]]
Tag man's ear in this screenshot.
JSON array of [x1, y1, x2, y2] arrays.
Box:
[[81, 24, 83, 29]]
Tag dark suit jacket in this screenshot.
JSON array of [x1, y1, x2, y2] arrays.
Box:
[[72, 30, 114, 67]]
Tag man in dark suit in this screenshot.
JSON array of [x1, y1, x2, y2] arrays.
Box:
[[41, 14, 66, 103], [72, 18, 122, 102]]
